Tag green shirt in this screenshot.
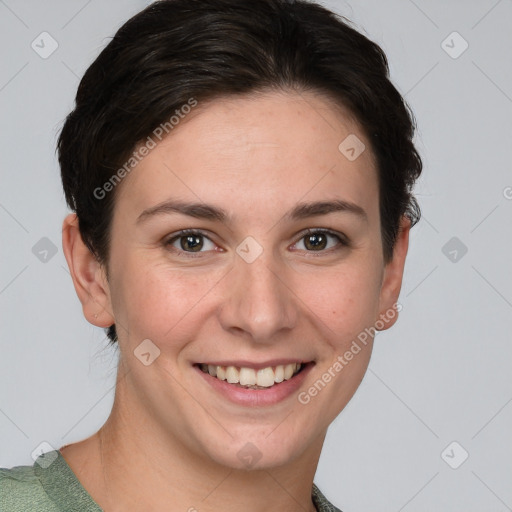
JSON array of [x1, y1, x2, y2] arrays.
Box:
[[1, 450, 342, 511]]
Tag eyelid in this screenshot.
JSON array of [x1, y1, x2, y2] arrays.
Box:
[[290, 228, 350, 253], [294, 227, 349, 243], [164, 227, 349, 257], [164, 229, 218, 258]]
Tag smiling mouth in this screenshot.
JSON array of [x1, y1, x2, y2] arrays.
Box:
[[196, 362, 309, 389]]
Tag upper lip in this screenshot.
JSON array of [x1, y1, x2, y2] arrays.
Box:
[[195, 359, 313, 370]]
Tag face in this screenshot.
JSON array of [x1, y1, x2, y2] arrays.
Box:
[[66, 90, 409, 471]]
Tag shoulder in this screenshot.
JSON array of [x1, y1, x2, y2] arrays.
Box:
[[312, 482, 343, 512], [0, 462, 59, 511], [1, 450, 103, 512]]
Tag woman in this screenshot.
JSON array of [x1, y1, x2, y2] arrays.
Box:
[[0, 0, 422, 510]]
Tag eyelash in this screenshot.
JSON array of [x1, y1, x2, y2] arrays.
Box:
[[163, 228, 350, 258]]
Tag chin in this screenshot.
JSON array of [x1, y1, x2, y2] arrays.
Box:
[[203, 429, 309, 471]]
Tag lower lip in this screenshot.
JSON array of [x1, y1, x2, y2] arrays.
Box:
[[194, 363, 315, 407]]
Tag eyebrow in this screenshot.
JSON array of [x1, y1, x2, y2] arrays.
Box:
[[136, 198, 368, 225]]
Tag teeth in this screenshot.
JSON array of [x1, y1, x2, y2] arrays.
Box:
[[226, 366, 239, 383], [256, 367, 275, 387], [284, 363, 294, 380], [274, 365, 284, 383], [239, 367, 256, 386], [201, 363, 302, 388], [216, 366, 226, 380]]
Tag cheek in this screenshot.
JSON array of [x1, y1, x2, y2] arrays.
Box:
[[302, 263, 383, 342], [306, 267, 380, 415], [111, 242, 383, 354], [114, 259, 224, 344]]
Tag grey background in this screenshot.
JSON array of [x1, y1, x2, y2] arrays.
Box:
[[1, 0, 511, 510]]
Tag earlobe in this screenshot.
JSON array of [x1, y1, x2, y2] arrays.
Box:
[[376, 216, 411, 331], [61, 213, 115, 327]]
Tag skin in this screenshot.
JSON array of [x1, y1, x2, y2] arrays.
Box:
[[60, 90, 410, 512]]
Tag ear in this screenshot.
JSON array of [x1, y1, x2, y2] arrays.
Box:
[[61, 213, 115, 328], [376, 215, 411, 330]]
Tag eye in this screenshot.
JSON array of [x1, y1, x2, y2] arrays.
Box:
[[165, 229, 217, 255], [292, 229, 348, 253], [164, 228, 349, 258]]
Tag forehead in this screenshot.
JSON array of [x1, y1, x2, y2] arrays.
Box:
[[115, 90, 378, 222]]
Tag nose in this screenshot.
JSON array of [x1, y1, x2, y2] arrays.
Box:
[[217, 249, 299, 343]]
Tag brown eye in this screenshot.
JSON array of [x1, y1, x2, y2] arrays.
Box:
[[293, 229, 348, 253], [303, 232, 328, 251], [165, 230, 216, 255], [179, 234, 204, 252]]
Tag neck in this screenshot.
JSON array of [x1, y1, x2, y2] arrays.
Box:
[[80, 367, 324, 512]]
